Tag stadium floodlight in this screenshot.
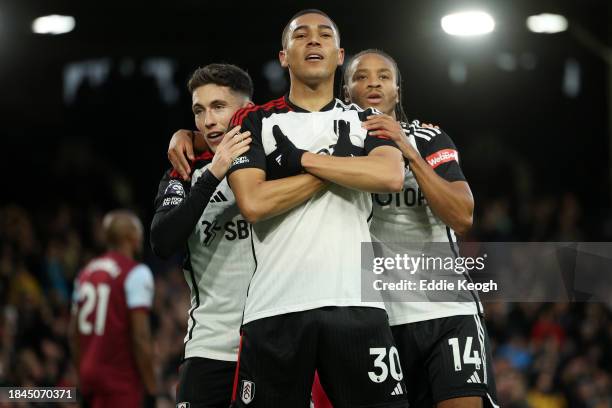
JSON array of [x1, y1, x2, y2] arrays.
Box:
[[441, 11, 495, 36], [526, 13, 568, 34], [32, 15, 75, 35]]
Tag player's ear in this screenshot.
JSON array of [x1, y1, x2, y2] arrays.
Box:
[[395, 86, 400, 104], [243, 100, 255, 108], [279, 50, 288, 68], [337, 48, 345, 66]]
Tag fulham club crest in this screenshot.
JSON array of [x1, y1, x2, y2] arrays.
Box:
[[241, 380, 255, 404]]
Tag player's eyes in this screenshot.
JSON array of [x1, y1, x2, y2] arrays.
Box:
[[355, 75, 367, 81], [294, 33, 306, 39], [321, 32, 332, 38], [380, 75, 390, 80]]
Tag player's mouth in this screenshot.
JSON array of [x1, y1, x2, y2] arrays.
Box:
[[366, 92, 383, 104], [305, 53, 324, 62], [206, 131, 224, 143]]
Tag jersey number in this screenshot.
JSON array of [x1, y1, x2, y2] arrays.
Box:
[[448, 337, 482, 371], [78, 282, 111, 335], [368, 347, 403, 383]]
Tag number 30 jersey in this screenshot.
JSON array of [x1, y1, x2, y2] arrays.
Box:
[[227, 96, 398, 325]]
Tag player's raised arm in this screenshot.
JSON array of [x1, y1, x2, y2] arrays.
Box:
[[151, 128, 252, 258], [300, 116, 405, 192], [227, 110, 326, 224], [365, 115, 474, 234], [167, 129, 210, 181], [229, 170, 325, 224], [400, 130, 473, 234]]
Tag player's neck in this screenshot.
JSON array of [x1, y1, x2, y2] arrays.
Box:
[[109, 245, 133, 260], [288, 77, 335, 112]]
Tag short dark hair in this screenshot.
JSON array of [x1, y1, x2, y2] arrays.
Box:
[[281, 9, 340, 48], [187, 63, 253, 99], [341, 49, 409, 123]]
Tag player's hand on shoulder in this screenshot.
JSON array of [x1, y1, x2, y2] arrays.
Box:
[[265, 125, 306, 180], [332, 120, 364, 157], [362, 113, 406, 145], [168, 129, 197, 181], [209, 126, 252, 180]]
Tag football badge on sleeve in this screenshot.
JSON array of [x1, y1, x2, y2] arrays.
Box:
[[165, 179, 185, 197], [162, 180, 186, 207]]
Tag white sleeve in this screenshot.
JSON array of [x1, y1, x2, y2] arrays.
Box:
[[124, 264, 155, 309]]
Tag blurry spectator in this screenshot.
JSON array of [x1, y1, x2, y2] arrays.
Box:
[[555, 193, 584, 242], [527, 371, 567, 408], [497, 334, 532, 371], [494, 359, 531, 407], [531, 306, 566, 348]]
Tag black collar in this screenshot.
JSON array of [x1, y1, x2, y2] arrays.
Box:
[[285, 93, 336, 113]]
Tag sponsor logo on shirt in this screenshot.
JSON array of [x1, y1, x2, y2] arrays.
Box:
[[232, 156, 249, 167], [391, 382, 405, 396], [209, 191, 228, 203], [200, 219, 249, 246], [425, 149, 458, 168], [374, 188, 426, 208]]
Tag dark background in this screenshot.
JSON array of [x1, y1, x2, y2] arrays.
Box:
[[1, 0, 611, 238], [0, 1, 610, 407]]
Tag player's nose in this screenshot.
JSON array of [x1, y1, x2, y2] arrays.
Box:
[[306, 33, 322, 47], [204, 112, 217, 128]]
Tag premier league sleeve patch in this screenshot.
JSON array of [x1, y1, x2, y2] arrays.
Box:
[[161, 179, 185, 208], [164, 179, 186, 197]]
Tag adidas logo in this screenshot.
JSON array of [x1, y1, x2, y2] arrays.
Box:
[[275, 154, 282, 165], [467, 371, 482, 384], [390, 382, 404, 396], [209, 191, 228, 203]]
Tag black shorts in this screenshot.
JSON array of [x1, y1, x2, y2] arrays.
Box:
[[391, 314, 498, 407], [232, 307, 409, 408], [177, 357, 237, 408]]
